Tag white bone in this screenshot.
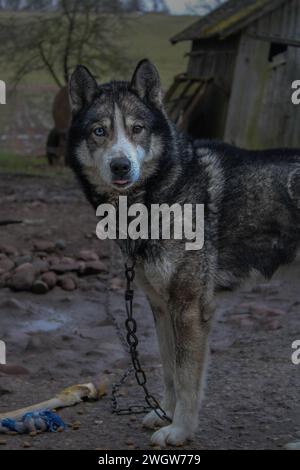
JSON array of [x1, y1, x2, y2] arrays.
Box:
[[0, 381, 106, 421]]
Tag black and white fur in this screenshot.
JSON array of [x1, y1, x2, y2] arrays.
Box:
[[67, 59, 300, 447]]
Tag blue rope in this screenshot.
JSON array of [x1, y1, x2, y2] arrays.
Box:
[[0, 410, 66, 434]]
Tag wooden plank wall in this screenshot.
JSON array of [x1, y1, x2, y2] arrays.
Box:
[[187, 37, 239, 92], [225, 0, 300, 149]]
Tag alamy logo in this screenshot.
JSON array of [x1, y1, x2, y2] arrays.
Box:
[[0, 80, 6, 104], [96, 196, 205, 251], [291, 340, 300, 365], [291, 80, 300, 105], [0, 340, 6, 365]]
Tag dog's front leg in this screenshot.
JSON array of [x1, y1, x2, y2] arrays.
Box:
[[143, 302, 176, 429], [151, 297, 212, 447]]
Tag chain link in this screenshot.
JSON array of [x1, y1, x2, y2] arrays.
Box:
[[108, 246, 171, 422]]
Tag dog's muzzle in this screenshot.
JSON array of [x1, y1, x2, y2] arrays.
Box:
[[110, 157, 132, 186]]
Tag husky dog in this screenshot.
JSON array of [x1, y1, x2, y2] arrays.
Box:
[[67, 59, 300, 447]]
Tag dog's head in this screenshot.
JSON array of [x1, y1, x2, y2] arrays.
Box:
[[68, 59, 171, 192]]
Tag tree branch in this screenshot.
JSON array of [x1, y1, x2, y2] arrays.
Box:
[[38, 42, 63, 88]]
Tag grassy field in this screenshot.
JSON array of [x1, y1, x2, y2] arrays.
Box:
[[0, 152, 72, 178], [1, 13, 194, 90], [123, 13, 193, 88]]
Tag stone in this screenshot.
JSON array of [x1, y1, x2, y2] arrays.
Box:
[[0, 272, 12, 288], [0, 255, 14, 274], [78, 249, 99, 261], [264, 319, 282, 330], [32, 259, 49, 274], [55, 239, 67, 250], [31, 280, 49, 294], [61, 256, 76, 264], [0, 244, 17, 256], [15, 255, 33, 266], [33, 240, 56, 253], [47, 255, 60, 266], [41, 271, 57, 289], [58, 276, 77, 291], [0, 384, 12, 396], [109, 277, 124, 290], [22, 441, 31, 448], [236, 303, 285, 318], [9, 263, 36, 291], [80, 260, 107, 276], [51, 262, 80, 274], [0, 364, 29, 375]]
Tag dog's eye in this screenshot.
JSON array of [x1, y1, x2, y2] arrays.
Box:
[[132, 125, 143, 134], [93, 127, 105, 137]]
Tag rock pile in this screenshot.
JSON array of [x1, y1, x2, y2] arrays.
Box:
[[0, 241, 108, 294]]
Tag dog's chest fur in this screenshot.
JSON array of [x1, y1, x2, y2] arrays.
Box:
[[135, 255, 174, 306]]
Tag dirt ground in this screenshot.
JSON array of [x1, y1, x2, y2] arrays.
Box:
[[0, 172, 300, 450]]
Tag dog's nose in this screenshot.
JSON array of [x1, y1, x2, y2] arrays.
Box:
[[110, 157, 131, 178]]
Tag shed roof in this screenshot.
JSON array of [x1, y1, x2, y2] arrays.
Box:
[[171, 0, 289, 44]]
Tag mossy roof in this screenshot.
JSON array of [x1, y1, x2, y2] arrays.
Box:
[[171, 0, 289, 44]]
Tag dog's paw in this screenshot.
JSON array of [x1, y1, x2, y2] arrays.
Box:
[[150, 425, 191, 447], [142, 410, 172, 429]]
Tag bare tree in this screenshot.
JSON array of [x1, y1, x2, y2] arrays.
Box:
[[186, 0, 225, 15], [203, 0, 224, 11], [0, 0, 130, 87], [124, 0, 141, 12], [152, 0, 168, 13], [124, 0, 168, 13]]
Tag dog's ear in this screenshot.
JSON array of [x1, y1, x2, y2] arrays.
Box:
[[130, 59, 163, 109], [69, 65, 98, 115]]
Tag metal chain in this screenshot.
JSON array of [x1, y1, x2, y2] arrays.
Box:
[[106, 242, 135, 414], [108, 243, 171, 422]]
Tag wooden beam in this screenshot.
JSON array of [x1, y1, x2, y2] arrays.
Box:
[[186, 50, 236, 57], [247, 33, 300, 48], [220, 0, 287, 39]]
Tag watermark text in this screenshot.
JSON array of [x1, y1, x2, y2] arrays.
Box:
[[0, 80, 6, 104], [0, 340, 6, 365], [291, 340, 300, 365], [96, 196, 205, 251], [291, 80, 300, 105]]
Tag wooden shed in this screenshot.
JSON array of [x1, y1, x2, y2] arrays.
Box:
[[168, 0, 300, 149]]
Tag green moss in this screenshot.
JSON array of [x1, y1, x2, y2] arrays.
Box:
[[202, 0, 270, 37], [0, 152, 72, 179]]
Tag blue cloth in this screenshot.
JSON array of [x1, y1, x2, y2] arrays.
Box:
[[0, 410, 66, 434]]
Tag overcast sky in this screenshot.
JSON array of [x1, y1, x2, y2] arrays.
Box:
[[157, 0, 225, 15]]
